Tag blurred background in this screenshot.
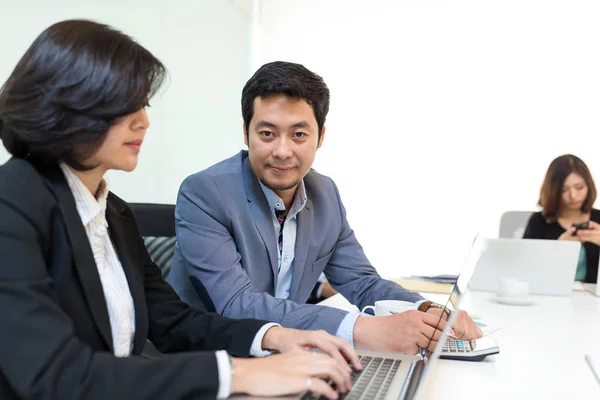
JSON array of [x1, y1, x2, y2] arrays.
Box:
[[1, 0, 600, 279]]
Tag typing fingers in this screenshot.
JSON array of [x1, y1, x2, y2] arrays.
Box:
[[307, 353, 352, 393], [328, 335, 363, 371], [307, 331, 361, 371], [303, 376, 338, 400], [310, 335, 351, 375]]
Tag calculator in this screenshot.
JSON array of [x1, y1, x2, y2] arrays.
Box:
[[440, 336, 500, 361]]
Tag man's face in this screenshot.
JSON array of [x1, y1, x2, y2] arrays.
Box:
[[244, 94, 325, 197]]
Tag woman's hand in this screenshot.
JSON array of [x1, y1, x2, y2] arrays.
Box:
[[261, 326, 362, 371], [232, 351, 353, 399], [576, 221, 600, 246], [558, 226, 579, 241]]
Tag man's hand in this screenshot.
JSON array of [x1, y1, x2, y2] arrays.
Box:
[[426, 308, 483, 340], [261, 326, 362, 370], [353, 310, 453, 354]]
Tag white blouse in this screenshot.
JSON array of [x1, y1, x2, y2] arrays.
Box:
[[60, 163, 277, 397], [60, 163, 135, 357]]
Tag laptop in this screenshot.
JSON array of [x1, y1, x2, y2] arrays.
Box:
[[468, 238, 580, 296], [583, 283, 600, 297], [586, 354, 600, 386], [233, 235, 500, 400]]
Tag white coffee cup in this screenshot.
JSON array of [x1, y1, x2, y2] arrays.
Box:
[[497, 277, 529, 299], [361, 300, 417, 316]]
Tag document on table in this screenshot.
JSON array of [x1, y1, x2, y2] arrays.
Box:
[[392, 278, 453, 294], [469, 314, 501, 337]]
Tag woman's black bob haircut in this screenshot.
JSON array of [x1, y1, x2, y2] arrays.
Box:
[[0, 19, 166, 170]]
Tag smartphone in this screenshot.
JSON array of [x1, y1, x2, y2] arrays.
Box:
[[572, 221, 590, 236]]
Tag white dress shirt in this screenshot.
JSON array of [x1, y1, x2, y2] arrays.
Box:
[[60, 164, 278, 398], [259, 179, 307, 299], [259, 180, 361, 344], [60, 163, 135, 357]]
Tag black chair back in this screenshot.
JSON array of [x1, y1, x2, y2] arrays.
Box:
[[130, 203, 176, 278], [130, 202, 214, 313]]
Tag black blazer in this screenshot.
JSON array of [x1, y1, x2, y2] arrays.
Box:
[[0, 157, 268, 399], [523, 210, 600, 284]]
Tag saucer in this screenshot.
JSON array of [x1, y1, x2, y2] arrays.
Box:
[[494, 294, 535, 306]]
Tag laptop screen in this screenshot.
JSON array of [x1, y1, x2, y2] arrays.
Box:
[[422, 235, 488, 358]]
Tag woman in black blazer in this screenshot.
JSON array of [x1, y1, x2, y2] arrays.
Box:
[[0, 20, 359, 399], [523, 154, 600, 284]]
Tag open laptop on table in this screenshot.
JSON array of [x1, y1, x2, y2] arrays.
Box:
[[469, 238, 580, 296], [232, 236, 499, 400], [583, 282, 600, 297]]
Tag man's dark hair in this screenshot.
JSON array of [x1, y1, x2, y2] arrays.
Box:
[[241, 61, 330, 138], [0, 19, 166, 170]]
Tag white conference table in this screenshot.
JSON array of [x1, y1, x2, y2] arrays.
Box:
[[318, 289, 600, 399]]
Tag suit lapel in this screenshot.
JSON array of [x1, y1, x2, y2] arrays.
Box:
[[105, 198, 148, 354], [289, 199, 314, 301], [41, 164, 113, 351], [242, 155, 279, 280]]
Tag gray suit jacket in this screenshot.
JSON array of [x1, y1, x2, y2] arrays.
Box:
[[169, 151, 424, 335]]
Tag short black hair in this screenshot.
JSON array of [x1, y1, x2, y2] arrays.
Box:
[[241, 61, 330, 138], [0, 19, 166, 170]]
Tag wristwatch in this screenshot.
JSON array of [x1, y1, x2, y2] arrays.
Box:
[[418, 300, 451, 320]]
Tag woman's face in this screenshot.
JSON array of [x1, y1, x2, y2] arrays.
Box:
[[561, 172, 588, 211], [87, 107, 149, 173]]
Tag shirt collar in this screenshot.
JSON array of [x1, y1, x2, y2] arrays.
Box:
[[59, 163, 109, 226], [258, 179, 308, 218]]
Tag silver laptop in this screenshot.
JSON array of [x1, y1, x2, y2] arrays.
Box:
[[584, 283, 600, 297], [233, 235, 499, 400], [468, 238, 580, 296]]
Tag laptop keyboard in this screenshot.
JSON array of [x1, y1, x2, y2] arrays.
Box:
[[301, 355, 402, 400], [442, 340, 473, 353]]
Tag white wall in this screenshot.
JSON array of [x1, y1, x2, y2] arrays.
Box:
[[3, 0, 600, 280], [0, 0, 251, 203], [260, 0, 600, 278]]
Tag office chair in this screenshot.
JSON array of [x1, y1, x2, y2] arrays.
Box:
[[129, 202, 214, 312], [129, 203, 177, 359], [129, 203, 176, 278], [499, 211, 535, 238]]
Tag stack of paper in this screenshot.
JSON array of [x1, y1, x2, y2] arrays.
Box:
[[409, 274, 458, 284], [392, 278, 453, 294]]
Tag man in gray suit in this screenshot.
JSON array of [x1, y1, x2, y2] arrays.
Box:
[[169, 61, 481, 354]]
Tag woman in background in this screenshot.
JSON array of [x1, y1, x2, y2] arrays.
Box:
[[523, 154, 600, 283], [0, 20, 359, 399]]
